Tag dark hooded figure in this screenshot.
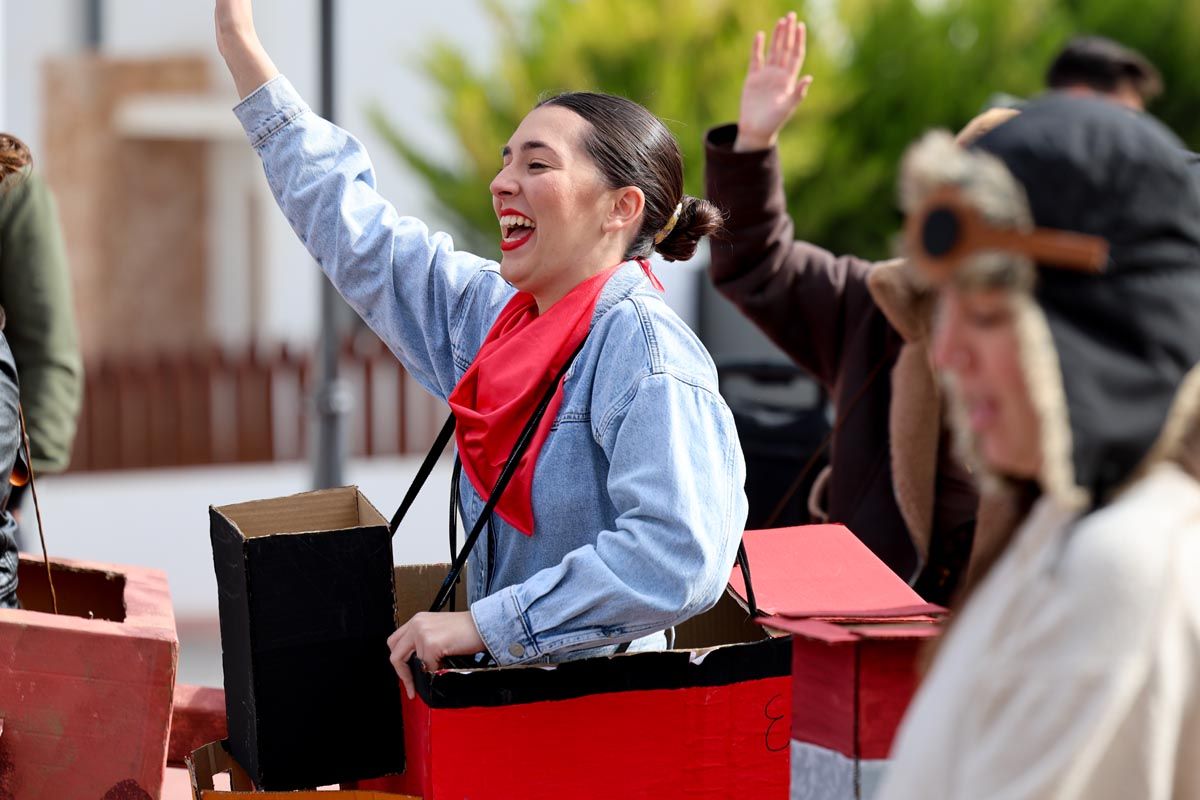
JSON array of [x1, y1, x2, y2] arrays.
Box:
[[878, 95, 1200, 798]]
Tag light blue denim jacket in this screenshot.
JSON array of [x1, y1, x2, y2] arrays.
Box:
[[234, 76, 748, 667]]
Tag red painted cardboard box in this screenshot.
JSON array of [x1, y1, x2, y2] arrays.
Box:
[[732, 526, 944, 800], [0, 554, 179, 799], [360, 563, 792, 800]]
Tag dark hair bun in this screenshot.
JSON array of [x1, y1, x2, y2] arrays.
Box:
[[654, 196, 724, 262]]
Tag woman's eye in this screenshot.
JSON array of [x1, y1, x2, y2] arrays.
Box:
[[528, 162, 548, 170]]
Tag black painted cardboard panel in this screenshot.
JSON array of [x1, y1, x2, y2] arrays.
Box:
[[211, 486, 404, 791]]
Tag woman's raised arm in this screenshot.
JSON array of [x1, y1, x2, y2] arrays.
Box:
[[214, 0, 512, 398], [214, 0, 280, 100]]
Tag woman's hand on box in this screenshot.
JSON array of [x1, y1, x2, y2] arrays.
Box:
[[387, 611, 486, 700]]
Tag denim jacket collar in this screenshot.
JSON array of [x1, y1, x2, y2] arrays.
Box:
[[591, 260, 654, 329]]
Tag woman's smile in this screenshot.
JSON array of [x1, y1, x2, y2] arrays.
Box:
[[498, 208, 537, 252]]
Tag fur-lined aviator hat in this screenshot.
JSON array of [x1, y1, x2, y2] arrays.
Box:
[[899, 93, 1200, 512]]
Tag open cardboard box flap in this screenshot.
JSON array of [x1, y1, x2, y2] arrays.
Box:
[[728, 525, 946, 626]]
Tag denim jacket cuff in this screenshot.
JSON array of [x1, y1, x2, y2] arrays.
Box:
[[470, 586, 539, 666], [232, 75, 310, 149]]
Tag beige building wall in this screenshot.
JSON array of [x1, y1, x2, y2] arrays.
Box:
[[43, 55, 209, 361]]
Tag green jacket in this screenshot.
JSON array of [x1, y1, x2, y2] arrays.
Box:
[[0, 170, 82, 473]]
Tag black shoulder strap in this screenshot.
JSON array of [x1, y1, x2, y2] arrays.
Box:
[[735, 541, 761, 617], [386, 338, 589, 613], [429, 338, 588, 613], [388, 413, 456, 537]]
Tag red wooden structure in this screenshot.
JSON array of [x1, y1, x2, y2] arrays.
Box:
[[0, 555, 178, 799]]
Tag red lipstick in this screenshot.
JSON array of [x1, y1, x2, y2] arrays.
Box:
[[498, 207, 536, 252]]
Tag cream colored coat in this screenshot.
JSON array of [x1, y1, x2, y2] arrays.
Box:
[[878, 462, 1200, 799]]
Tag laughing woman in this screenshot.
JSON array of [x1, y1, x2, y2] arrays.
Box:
[[214, 0, 747, 697]]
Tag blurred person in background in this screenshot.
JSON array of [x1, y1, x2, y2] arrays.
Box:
[[704, 14, 1015, 604], [0, 134, 37, 609], [1046, 34, 1163, 112], [0, 130, 82, 534], [1045, 35, 1200, 179], [879, 93, 1200, 799]]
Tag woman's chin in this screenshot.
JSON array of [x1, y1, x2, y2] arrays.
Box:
[[498, 256, 531, 288]]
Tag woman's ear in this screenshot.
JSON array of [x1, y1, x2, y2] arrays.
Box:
[[603, 186, 645, 235]]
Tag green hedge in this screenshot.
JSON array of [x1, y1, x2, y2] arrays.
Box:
[[373, 0, 1200, 261]]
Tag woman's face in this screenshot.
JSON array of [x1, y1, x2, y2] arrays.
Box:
[[489, 105, 635, 306], [932, 285, 1042, 479]]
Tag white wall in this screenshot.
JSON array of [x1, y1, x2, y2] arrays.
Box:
[[2, 0, 81, 149]]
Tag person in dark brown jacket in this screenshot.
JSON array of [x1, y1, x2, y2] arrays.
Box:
[[704, 14, 998, 600]]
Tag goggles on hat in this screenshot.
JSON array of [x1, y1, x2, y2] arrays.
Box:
[[904, 185, 1110, 284]]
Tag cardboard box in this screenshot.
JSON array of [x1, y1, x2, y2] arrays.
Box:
[[733, 526, 945, 800], [210, 488, 404, 791], [777, 619, 938, 800], [0, 554, 179, 799], [186, 740, 418, 799], [358, 564, 793, 799]]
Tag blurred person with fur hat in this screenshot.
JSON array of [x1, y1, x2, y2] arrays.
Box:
[[877, 93, 1200, 799], [705, 13, 1016, 603]]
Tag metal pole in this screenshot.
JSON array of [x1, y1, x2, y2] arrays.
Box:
[[313, 0, 350, 488], [85, 0, 103, 49]]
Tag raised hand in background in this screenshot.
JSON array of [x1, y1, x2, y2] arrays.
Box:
[[735, 12, 814, 152]]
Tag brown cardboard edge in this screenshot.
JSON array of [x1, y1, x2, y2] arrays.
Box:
[[212, 486, 387, 540]]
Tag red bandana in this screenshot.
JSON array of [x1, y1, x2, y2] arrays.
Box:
[[448, 260, 662, 535]]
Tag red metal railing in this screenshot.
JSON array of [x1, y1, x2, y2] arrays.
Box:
[[69, 332, 446, 472]]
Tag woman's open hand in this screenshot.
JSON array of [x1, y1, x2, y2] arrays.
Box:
[[214, 0, 279, 99], [735, 13, 814, 152], [387, 611, 487, 700]]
